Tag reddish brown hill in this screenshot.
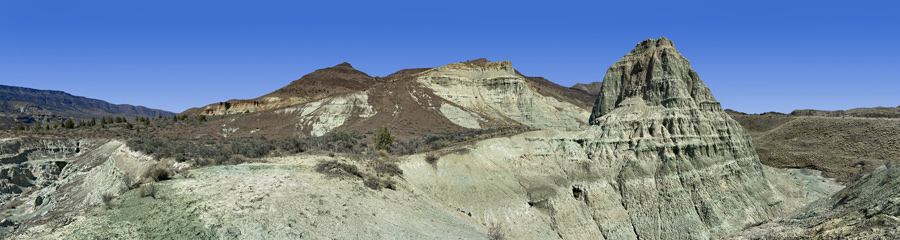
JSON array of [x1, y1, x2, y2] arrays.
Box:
[[183, 63, 375, 116], [265, 62, 374, 99]]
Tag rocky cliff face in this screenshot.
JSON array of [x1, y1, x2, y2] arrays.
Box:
[[417, 60, 590, 130], [590, 37, 718, 123]]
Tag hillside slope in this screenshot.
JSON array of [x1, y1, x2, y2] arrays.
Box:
[[730, 164, 900, 239], [181, 59, 594, 139], [728, 112, 900, 183]]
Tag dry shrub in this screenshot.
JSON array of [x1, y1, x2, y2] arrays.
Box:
[[139, 182, 157, 198], [153, 168, 171, 181], [425, 154, 439, 166], [315, 160, 363, 178], [364, 177, 383, 190], [364, 177, 397, 191], [101, 193, 114, 209], [374, 160, 403, 177]]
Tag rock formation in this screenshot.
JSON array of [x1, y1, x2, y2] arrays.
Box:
[[400, 37, 828, 239], [416, 59, 590, 130], [1, 38, 852, 239], [590, 37, 718, 122]]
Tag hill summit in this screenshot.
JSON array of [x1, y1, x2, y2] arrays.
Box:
[[591, 37, 718, 123]]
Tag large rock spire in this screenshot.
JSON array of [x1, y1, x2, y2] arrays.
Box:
[[590, 37, 719, 124]]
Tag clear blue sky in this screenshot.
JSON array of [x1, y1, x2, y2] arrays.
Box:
[[2, 1, 897, 113]]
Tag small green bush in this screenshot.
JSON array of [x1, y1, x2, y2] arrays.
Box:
[[374, 126, 394, 151]]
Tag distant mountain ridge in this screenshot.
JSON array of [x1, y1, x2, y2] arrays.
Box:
[[569, 81, 602, 95], [0, 85, 175, 128]]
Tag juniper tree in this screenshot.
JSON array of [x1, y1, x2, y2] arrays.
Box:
[[374, 126, 394, 151]]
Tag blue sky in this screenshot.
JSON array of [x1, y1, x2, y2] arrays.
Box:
[[1, 1, 897, 113]]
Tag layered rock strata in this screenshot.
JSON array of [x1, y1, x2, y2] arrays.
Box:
[[402, 37, 819, 239], [417, 60, 589, 130]]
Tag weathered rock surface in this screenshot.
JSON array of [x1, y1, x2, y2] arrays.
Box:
[[417, 60, 590, 130], [590, 37, 718, 123], [730, 164, 900, 239], [400, 37, 836, 239], [8, 156, 490, 239], [0, 139, 157, 237]]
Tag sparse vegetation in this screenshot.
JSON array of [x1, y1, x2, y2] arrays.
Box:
[[393, 126, 534, 155], [363, 177, 384, 190], [363, 177, 396, 190], [315, 160, 363, 178], [139, 182, 157, 198], [314, 158, 401, 191], [731, 114, 900, 183], [425, 154, 439, 166], [151, 168, 172, 181], [101, 193, 114, 209], [373, 159, 402, 177]]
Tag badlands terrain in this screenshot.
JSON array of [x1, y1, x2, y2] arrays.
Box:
[[1, 37, 898, 239]]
